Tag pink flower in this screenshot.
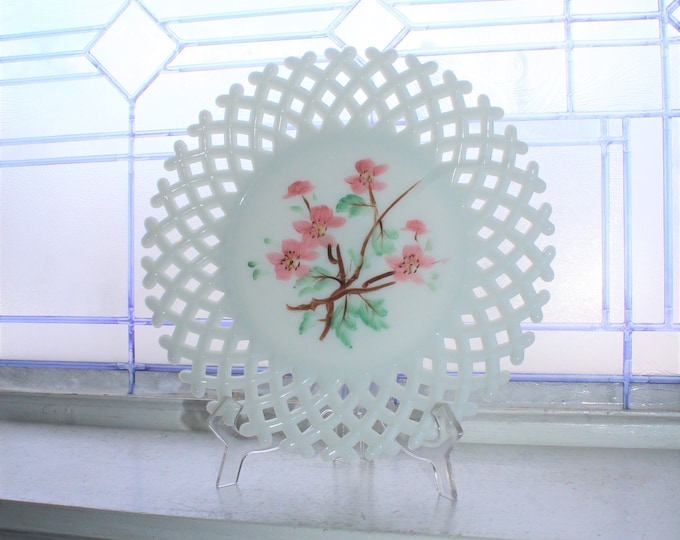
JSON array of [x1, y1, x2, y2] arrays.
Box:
[[402, 219, 429, 240], [284, 180, 314, 199], [386, 244, 436, 284], [293, 205, 346, 247], [345, 159, 388, 194], [267, 239, 318, 280]]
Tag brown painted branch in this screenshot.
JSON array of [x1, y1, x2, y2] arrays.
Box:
[[362, 270, 395, 288]]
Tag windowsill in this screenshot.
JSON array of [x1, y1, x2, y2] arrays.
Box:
[[1, 392, 679, 540]]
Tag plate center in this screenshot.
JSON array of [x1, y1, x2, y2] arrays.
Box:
[[226, 131, 464, 374]]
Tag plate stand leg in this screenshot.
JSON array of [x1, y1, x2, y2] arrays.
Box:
[[208, 396, 280, 488], [397, 402, 464, 501]]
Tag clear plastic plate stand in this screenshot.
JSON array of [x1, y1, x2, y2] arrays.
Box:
[[208, 396, 283, 488], [396, 402, 464, 501], [208, 396, 463, 500]]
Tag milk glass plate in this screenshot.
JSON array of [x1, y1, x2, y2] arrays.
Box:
[[142, 48, 555, 460]]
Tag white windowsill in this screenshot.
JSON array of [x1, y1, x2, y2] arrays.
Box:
[[1, 391, 679, 540]]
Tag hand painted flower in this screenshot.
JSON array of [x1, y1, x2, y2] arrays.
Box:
[[402, 219, 429, 240], [267, 239, 318, 280], [386, 244, 436, 284], [345, 159, 388, 194], [284, 180, 314, 199], [293, 205, 346, 247]]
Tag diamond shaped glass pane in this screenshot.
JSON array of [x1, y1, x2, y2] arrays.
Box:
[[334, 0, 404, 52], [90, 2, 175, 96]]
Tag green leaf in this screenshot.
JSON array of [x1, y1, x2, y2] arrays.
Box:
[[384, 227, 399, 240], [336, 194, 370, 217], [252, 269, 261, 280], [289, 205, 306, 215], [331, 303, 356, 349], [424, 239, 433, 252], [348, 248, 362, 269], [263, 238, 271, 244], [299, 312, 315, 335], [351, 297, 389, 331], [247, 261, 257, 268], [294, 267, 336, 296], [371, 228, 395, 256]]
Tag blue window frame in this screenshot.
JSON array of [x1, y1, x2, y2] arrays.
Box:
[[1, 0, 679, 408]]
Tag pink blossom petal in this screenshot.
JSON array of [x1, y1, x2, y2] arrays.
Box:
[[284, 180, 314, 199]]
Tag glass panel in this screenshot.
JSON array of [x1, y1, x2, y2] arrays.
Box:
[[500, 331, 623, 374], [334, 0, 405, 51], [0, 32, 97, 58], [0, 0, 124, 35], [607, 143, 625, 324], [166, 10, 340, 41], [135, 325, 175, 364], [572, 46, 662, 112], [398, 22, 564, 52], [570, 0, 660, 15], [394, 0, 564, 25], [527, 145, 603, 323], [570, 20, 660, 42], [135, 69, 253, 131], [168, 37, 336, 69], [633, 332, 680, 375], [90, 2, 177, 96], [0, 323, 128, 363], [670, 44, 680, 110], [1, 138, 129, 164], [0, 162, 129, 317], [416, 50, 567, 115], [630, 117, 665, 323], [496, 119, 601, 142], [144, 0, 347, 19], [0, 78, 129, 139], [0, 56, 98, 82], [674, 118, 680, 325]]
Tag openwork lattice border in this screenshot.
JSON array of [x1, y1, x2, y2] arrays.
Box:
[[142, 48, 554, 460]]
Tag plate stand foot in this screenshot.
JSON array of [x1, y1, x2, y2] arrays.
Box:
[[208, 396, 281, 488], [397, 402, 463, 501]]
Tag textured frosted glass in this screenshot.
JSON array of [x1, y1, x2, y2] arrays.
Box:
[[0, 163, 128, 316], [523, 146, 603, 323], [419, 50, 566, 115], [0, 0, 123, 35], [500, 331, 623, 374], [674, 118, 680, 325], [90, 2, 176, 96], [334, 0, 404, 52], [633, 332, 680, 375], [671, 45, 680, 110], [607, 144, 625, 324], [399, 23, 564, 51], [0, 0, 677, 399], [630, 118, 665, 323], [0, 323, 128, 363], [570, 0, 659, 15], [0, 79, 129, 139], [143, 0, 343, 19], [570, 20, 659, 42], [1, 138, 129, 164], [395, 0, 564, 24], [496, 119, 601, 143], [572, 46, 662, 112], [135, 325, 176, 365], [0, 57, 98, 81], [135, 69, 254, 131], [0, 32, 97, 58], [168, 38, 336, 69], [167, 10, 339, 41], [134, 160, 172, 319]]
